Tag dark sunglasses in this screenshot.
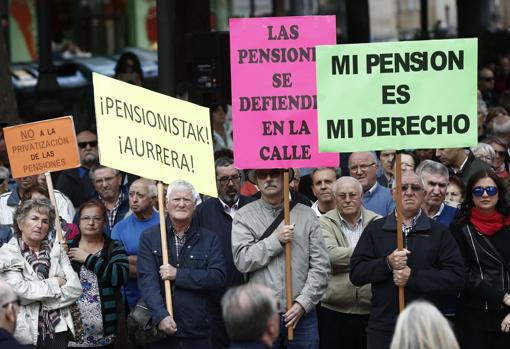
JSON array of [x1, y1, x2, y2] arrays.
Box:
[[401, 184, 423, 192], [472, 186, 498, 197], [78, 141, 98, 149], [256, 170, 282, 179]]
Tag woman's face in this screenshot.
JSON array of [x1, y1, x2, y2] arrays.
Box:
[[19, 209, 50, 246], [473, 150, 494, 166], [472, 177, 499, 213], [489, 142, 507, 169], [79, 206, 105, 237], [446, 184, 463, 205]]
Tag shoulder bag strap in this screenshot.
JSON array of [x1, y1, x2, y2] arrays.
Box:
[[258, 201, 298, 241]]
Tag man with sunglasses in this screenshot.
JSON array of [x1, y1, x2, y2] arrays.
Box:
[[232, 168, 329, 349], [478, 67, 498, 108], [0, 280, 28, 348], [195, 157, 255, 349], [350, 171, 464, 349], [56, 129, 98, 208]]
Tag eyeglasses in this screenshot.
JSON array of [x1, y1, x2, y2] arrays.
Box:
[[217, 175, 241, 185], [401, 184, 423, 192], [349, 163, 375, 173], [1, 296, 20, 308], [472, 186, 498, 197], [495, 150, 507, 158], [80, 216, 104, 223], [256, 170, 282, 179], [78, 141, 98, 149], [336, 192, 359, 200]]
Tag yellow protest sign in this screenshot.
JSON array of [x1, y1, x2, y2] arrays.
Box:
[[93, 73, 217, 197], [4, 116, 80, 178]]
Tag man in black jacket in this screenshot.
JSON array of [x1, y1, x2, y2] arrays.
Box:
[[350, 171, 464, 349], [195, 157, 255, 349]]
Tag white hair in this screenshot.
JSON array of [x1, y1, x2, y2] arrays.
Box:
[[166, 180, 199, 203], [332, 176, 363, 195]]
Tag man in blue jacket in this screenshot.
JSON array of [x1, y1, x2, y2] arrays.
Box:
[[195, 157, 255, 349], [138, 179, 226, 349]]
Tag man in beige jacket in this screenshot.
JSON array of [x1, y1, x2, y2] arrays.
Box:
[[318, 176, 381, 349]]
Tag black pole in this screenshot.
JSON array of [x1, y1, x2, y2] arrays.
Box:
[[35, 0, 59, 95], [345, 0, 370, 43], [420, 0, 429, 39], [157, 0, 175, 96]]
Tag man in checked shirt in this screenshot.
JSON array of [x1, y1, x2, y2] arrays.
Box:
[[350, 171, 464, 349]]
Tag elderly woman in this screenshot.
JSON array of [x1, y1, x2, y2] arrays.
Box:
[[486, 136, 509, 178], [472, 142, 496, 166], [67, 200, 128, 348], [451, 169, 510, 349], [0, 198, 82, 348]]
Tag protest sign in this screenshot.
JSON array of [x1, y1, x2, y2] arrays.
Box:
[[4, 116, 80, 178], [93, 73, 217, 197], [230, 15, 339, 169], [316, 38, 478, 152]]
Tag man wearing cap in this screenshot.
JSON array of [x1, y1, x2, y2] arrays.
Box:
[[232, 168, 329, 349]]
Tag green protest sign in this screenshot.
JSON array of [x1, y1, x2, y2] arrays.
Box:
[[316, 38, 477, 152]]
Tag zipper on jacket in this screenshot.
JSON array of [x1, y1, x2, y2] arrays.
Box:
[[355, 287, 359, 301]]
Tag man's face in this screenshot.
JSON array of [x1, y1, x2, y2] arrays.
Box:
[[167, 188, 196, 223], [479, 68, 495, 92], [16, 175, 38, 191], [335, 181, 362, 217], [348, 152, 377, 191], [435, 148, 459, 166], [93, 168, 122, 201], [256, 169, 284, 201], [422, 172, 449, 208], [216, 165, 241, 206], [379, 150, 395, 176], [77, 131, 98, 166], [393, 174, 424, 216], [129, 181, 153, 216], [311, 169, 337, 205]]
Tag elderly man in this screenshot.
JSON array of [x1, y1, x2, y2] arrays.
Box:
[[350, 171, 464, 349], [138, 180, 226, 349], [195, 157, 255, 349], [416, 160, 458, 227], [436, 147, 489, 185], [84, 164, 129, 235], [111, 178, 159, 310], [56, 129, 98, 207], [0, 175, 74, 224], [318, 177, 380, 349], [310, 167, 338, 216], [222, 284, 280, 349], [348, 152, 395, 216], [232, 168, 329, 349], [0, 280, 28, 349]]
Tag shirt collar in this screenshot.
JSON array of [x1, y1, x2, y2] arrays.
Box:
[[365, 182, 378, 196], [431, 202, 445, 219], [219, 198, 240, 211], [339, 211, 363, 227]]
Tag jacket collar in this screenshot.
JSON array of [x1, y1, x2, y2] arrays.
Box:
[[382, 211, 431, 232]]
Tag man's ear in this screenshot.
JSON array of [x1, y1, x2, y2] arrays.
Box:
[[4, 303, 17, 325]]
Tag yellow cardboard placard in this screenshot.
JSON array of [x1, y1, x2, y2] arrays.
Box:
[[93, 73, 217, 197]]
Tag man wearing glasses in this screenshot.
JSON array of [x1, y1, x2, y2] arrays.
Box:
[[232, 168, 329, 349], [348, 152, 395, 216], [56, 129, 99, 208], [0, 280, 27, 348], [350, 171, 464, 349], [194, 156, 255, 349]]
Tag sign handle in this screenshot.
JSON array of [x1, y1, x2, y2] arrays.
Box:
[[45, 172, 64, 243], [395, 153, 405, 312], [283, 170, 294, 341], [158, 182, 173, 316]]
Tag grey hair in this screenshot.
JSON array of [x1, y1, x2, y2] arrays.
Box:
[[332, 176, 363, 196], [390, 171, 421, 189], [0, 280, 16, 315], [0, 166, 10, 180], [13, 198, 56, 237], [493, 115, 510, 135], [131, 178, 157, 198], [166, 180, 199, 203], [416, 160, 449, 180], [348, 151, 379, 165], [390, 300, 459, 349], [89, 164, 121, 180], [471, 142, 496, 162], [310, 167, 338, 181], [221, 283, 277, 342]]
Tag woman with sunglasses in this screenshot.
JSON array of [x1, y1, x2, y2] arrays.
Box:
[[451, 169, 510, 349]]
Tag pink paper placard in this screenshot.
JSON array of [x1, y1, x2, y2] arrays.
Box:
[[230, 15, 339, 169]]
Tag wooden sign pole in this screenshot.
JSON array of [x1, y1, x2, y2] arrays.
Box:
[[45, 172, 64, 243], [158, 182, 173, 316], [395, 153, 405, 312], [283, 170, 294, 340]]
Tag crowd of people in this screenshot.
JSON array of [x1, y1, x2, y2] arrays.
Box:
[[1, 57, 510, 349]]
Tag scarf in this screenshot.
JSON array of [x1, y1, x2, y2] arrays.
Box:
[[19, 238, 61, 341], [469, 208, 510, 236]]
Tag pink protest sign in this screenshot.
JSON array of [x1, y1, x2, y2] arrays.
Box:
[[230, 16, 339, 169]]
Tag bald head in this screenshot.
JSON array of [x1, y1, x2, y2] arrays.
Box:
[[128, 178, 157, 219]]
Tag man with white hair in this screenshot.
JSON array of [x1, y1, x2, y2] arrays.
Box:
[[137, 180, 226, 348], [318, 177, 381, 349], [0, 280, 28, 348]]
